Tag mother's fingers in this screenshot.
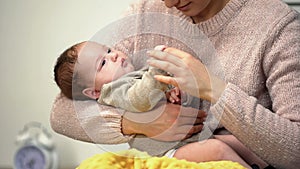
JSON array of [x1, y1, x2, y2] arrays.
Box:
[[182, 124, 204, 139], [180, 109, 207, 118], [163, 47, 192, 59], [147, 50, 184, 67], [176, 124, 204, 136], [154, 75, 179, 87], [147, 57, 181, 75], [176, 108, 207, 125], [177, 116, 206, 126]]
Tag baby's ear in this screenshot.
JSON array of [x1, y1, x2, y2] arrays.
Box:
[[82, 88, 100, 100]]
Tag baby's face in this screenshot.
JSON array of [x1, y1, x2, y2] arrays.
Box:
[[76, 42, 134, 90]]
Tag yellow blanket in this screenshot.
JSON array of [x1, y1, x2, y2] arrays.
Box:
[[76, 149, 246, 169]]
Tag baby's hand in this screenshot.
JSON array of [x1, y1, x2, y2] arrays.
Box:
[[166, 87, 181, 104]]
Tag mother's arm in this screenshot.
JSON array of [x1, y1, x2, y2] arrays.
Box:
[[50, 93, 131, 143], [148, 43, 300, 168], [50, 93, 206, 144], [147, 13, 300, 166]]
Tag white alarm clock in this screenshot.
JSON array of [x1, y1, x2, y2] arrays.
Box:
[[14, 122, 58, 169]]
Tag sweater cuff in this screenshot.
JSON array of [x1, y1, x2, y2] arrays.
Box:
[[211, 82, 245, 125], [211, 83, 229, 121], [75, 100, 134, 144]]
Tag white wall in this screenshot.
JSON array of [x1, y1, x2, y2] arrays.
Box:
[[284, 0, 300, 11], [0, 0, 133, 168], [1, 0, 299, 168]]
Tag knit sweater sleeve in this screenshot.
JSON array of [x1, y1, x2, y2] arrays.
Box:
[[50, 0, 149, 144], [211, 12, 300, 169], [50, 93, 133, 144]]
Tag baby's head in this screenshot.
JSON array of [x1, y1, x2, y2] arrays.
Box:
[[54, 41, 134, 100]]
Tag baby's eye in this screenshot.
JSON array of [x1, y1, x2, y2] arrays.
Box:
[[107, 48, 111, 53], [101, 59, 106, 66]]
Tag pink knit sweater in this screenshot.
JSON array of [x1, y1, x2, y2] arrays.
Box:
[[51, 0, 300, 168]]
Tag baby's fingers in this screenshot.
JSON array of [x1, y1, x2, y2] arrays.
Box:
[[170, 92, 180, 103], [174, 87, 180, 96]]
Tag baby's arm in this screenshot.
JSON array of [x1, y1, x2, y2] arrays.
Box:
[[126, 67, 169, 112], [99, 68, 169, 112]]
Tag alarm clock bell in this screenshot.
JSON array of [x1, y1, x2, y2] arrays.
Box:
[[14, 121, 58, 169]]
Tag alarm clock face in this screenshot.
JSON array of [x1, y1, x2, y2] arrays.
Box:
[[14, 145, 46, 169]]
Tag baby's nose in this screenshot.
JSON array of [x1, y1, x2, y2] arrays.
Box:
[[108, 52, 118, 62]]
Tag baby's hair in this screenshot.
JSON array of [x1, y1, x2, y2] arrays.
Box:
[[54, 41, 91, 100]]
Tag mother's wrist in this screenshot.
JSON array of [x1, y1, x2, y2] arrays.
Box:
[[121, 115, 139, 135], [209, 77, 227, 104]]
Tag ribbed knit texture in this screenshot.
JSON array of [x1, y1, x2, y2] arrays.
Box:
[[51, 0, 300, 168], [123, 0, 300, 168]]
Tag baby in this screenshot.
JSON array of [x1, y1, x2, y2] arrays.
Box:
[[54, 41, 190, 112], [54, 41, 253, 168]]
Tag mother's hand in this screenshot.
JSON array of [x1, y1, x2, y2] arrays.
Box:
[[122, 102, 207, 141], [147, 46, 226, 103]]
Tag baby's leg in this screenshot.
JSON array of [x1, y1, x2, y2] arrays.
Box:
[[174, 139, 251, 168], [214, 135, 268, 169]]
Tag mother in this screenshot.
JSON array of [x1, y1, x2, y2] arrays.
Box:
[[51, 0, 300, 168], [147, 0, 300, 168]]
